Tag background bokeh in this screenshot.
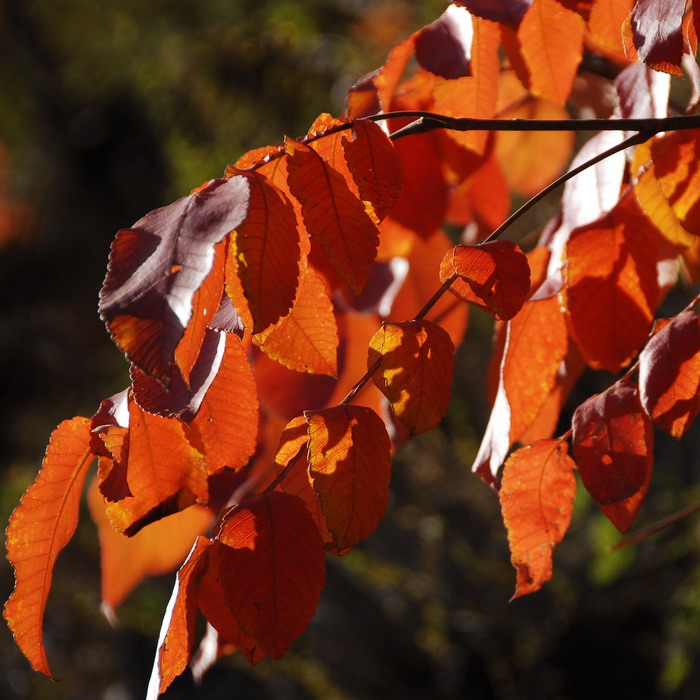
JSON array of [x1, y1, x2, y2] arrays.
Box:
[[2, 1, 700, 698]]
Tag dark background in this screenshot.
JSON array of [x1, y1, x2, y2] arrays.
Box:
[[2, 1, 700, 698]]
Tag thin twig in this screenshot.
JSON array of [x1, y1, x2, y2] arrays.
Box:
[[483, 131, 651, 243], [611, 500, 700, 551]]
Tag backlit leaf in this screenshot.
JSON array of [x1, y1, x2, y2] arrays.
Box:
[[368, 320, 455, 435], [227, 171, 300, 334], [188, 332, 259, 474], [306, 405, 392, 552], [499, 439, 576, 598], [99, 176, 250, 382], [572, 379, 654, 505], [215, 492, 326, 658], [454, 0, 532, 27], [149, 535, 212, 697], [343, 119, 402, 222], [440, 241, 531, 320], [565, 194, 659, 372], [104, 400, 208, 536], [639, 310, 700, 438], [254, 266, 338, 377], [518, 0, 584, 105], [285, 138, 379, 295], [4, 417, 94, 677], [87, 480, 213, 613]]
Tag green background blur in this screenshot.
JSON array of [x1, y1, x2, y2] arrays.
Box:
[[2, 1, 700, 698]]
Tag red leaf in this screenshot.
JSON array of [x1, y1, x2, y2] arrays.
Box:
[[189, 332, 259, 474], [499, 439, 576, 598], [215, 492, 326, 658], [368, 320, 455, 435], [150, 535, 212, 696], [639, 309, 700, 438], [254, 266, 338, 377], [629, 0, 685, 76], [517, 0, 584, 105], [454, 0, 532, 28], [343, 120, 402, 222], [103, 399, 208, 536], [285, 138, 379, 295], [306, 405, 392, 552], [572, 379, 654, 505], [565, 193, 660, 372], [226, 171, 301, 333], [440, 241, 531, 320], [196, 542, 267, 664], [99, 176, 250, 382], [4, 417, 94, 677], [414, 5, 473, 79]]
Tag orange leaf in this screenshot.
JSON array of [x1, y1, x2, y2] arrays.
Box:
[[565, 194, 659, 372], [87, 480, 213, 613], [588, 0, 634, 59], [4, 417, 94, 677], [285, 138, 379, 295], [266, 416, 334, 548], [432, 16, 501, 154], [495, 71, 573, 197], [253, 266, 338, 376], [518, 0, 584, 105], [343, 119, 402, 221], [639, 309, 700, 438], [598, 456, 653, 534], [226, 171, 300, 334], [215, 492, 326, 658], [150, 535, 212, 696], [499, 439, 576, 599], [104, 399, 208, 536], [368, 320, 455, 435], [649, 130, 700, 236], [440, 241, 531, 320], [572, 379, 654, 505], [189, 333, 259, 474], [175, 239, 226, 385], [306, 405, 392, 552]]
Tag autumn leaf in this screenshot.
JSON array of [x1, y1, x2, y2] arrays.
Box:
[[440, 240, 531, 320], [4, 417, 94, 677], [188, 332, 259, 474], [306, 405, 392, 552], [149, 535, 212, 696], [99, 176, 250, 382], [343, 119, 402, 222], [572, 379, 654, 505], [518, 0, 584, 105], [285, 138, 379, 296], [226, 170, 300, 334], [453, 0, 532, 28], [414, 4, 473, 79], [368, 320, 455, 435], [215, 492, 326, 658], [627, 0, 685, 76], [500, 439, 576, 599], [254, 266, 338, 376], [639, 310, 700, 438], [87, 480, 213, 614], [565, 194, 659, 372], [103, 399, 208, 536]]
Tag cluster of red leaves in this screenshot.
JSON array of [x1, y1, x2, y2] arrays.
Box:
[[5, 0, 700, 693]]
